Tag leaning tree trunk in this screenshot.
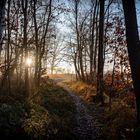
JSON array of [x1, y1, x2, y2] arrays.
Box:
[[122, 0, 140, 126]]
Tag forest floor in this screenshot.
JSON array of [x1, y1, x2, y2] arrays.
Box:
[[51, 74, 104, 140], [50, 74, 137, 140], [0, 74, 103, 140], [0, 74, 137, 139]]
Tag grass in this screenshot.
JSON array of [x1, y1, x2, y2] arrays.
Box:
[[1, 76, 137, 139], [38, 80, 77, 139], [64, 79, 138, 140], [0, 78, 77, 139], [41, 83, 75, 116], [65, 80, 96, 102], [103, 100, 136, 140]]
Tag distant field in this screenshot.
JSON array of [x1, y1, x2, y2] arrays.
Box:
[[48, 74, 76, 81]]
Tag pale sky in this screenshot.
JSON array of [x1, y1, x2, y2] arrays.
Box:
[[55, 0, 140, 73]]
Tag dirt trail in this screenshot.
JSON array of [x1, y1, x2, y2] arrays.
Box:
[[55, 78, 103, 140]]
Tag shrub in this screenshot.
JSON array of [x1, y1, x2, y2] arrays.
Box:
[[23, 103, 50, 139], [103, 101, 136, 140], [0, 101, 25, 136]]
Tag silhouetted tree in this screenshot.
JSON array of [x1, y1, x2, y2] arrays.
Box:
[[0, 0, 7, 45], [122, 0, 140, 125], [96, 0, 105, 104], [21, 0, 29, 97]]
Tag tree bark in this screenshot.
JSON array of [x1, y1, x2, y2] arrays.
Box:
[[75, 0, 85, 82], [96, 0, 105, 104], [22, 0, 29, 97], [122, 0, 140, 125], [90, 0, 98, 83], [33, 0, 40, 88], [7, 0, 11, 94], [0, 0, 7, 44]]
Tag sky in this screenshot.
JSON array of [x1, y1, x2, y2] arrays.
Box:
[[55, 0, 140, 73], [136, 1, 140, 32]]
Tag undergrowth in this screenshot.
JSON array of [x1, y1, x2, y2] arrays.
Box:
[[0, 78, 76, 139], [66, 80, 138, 140], [103, 101, 136, 140], [66, 80, 96, 102]]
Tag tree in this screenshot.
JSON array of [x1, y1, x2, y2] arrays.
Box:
[[96, 0, 105, 104], [89, 0, 99, 84], [32, 0, 40, 87], [6, 0, 11, 94], [0, 0, 7, 44], [0, 0, 7, 69], [67, 0, 100, 83], [21, 0, 29, 97], [122, 0, 140, 125], [48, 33, 65, 75]]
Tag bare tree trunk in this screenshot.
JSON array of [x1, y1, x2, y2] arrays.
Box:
[[0, 0, 7, 75], [22, 0, 29, 97], [38, 0, 52, 87], [93, 3, 99, 81], [96, 0, 105, 104], [75, 0, 85, 81], [73, 52, 81, 80], [122, 0, 140, 126], [0, 0, 7, 45], [109, 48, 117, 110], [90, 0, 98, 83], [7, 0, 11, 94], [33, 0, 39, 87]]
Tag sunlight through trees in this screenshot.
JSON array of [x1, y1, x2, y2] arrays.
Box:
[[0, 0, 140, 139]]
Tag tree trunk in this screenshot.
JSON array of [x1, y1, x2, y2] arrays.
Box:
[[0, 0, 7, 44], [38, 0, 52, 86], [22, 0, 29, 97], [90, 0, 98, 83], [75, 0, 85, 82], [33, 0, 39, 87], [122, 0, 140, 126], [96, 0, 105, 104], [7, 0, 11, 94]]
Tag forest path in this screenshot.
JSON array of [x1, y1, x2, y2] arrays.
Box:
[[52, 76, 103, 140]]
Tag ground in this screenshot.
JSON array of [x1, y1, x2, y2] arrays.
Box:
[[51, 74, 103, 140], [0, 74, 138, 139], [0, 74, 104, 140]]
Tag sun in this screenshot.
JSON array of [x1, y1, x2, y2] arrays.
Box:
[[26, 58, 32, 66]]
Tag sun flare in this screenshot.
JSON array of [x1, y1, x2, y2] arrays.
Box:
[[26, 58, 32, 66]]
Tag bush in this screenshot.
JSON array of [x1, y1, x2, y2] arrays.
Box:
[[0, 101, 25, 136], [0, 78, 77, 139], [103, 101, 136, 140], [23, 103, 50, 139]]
